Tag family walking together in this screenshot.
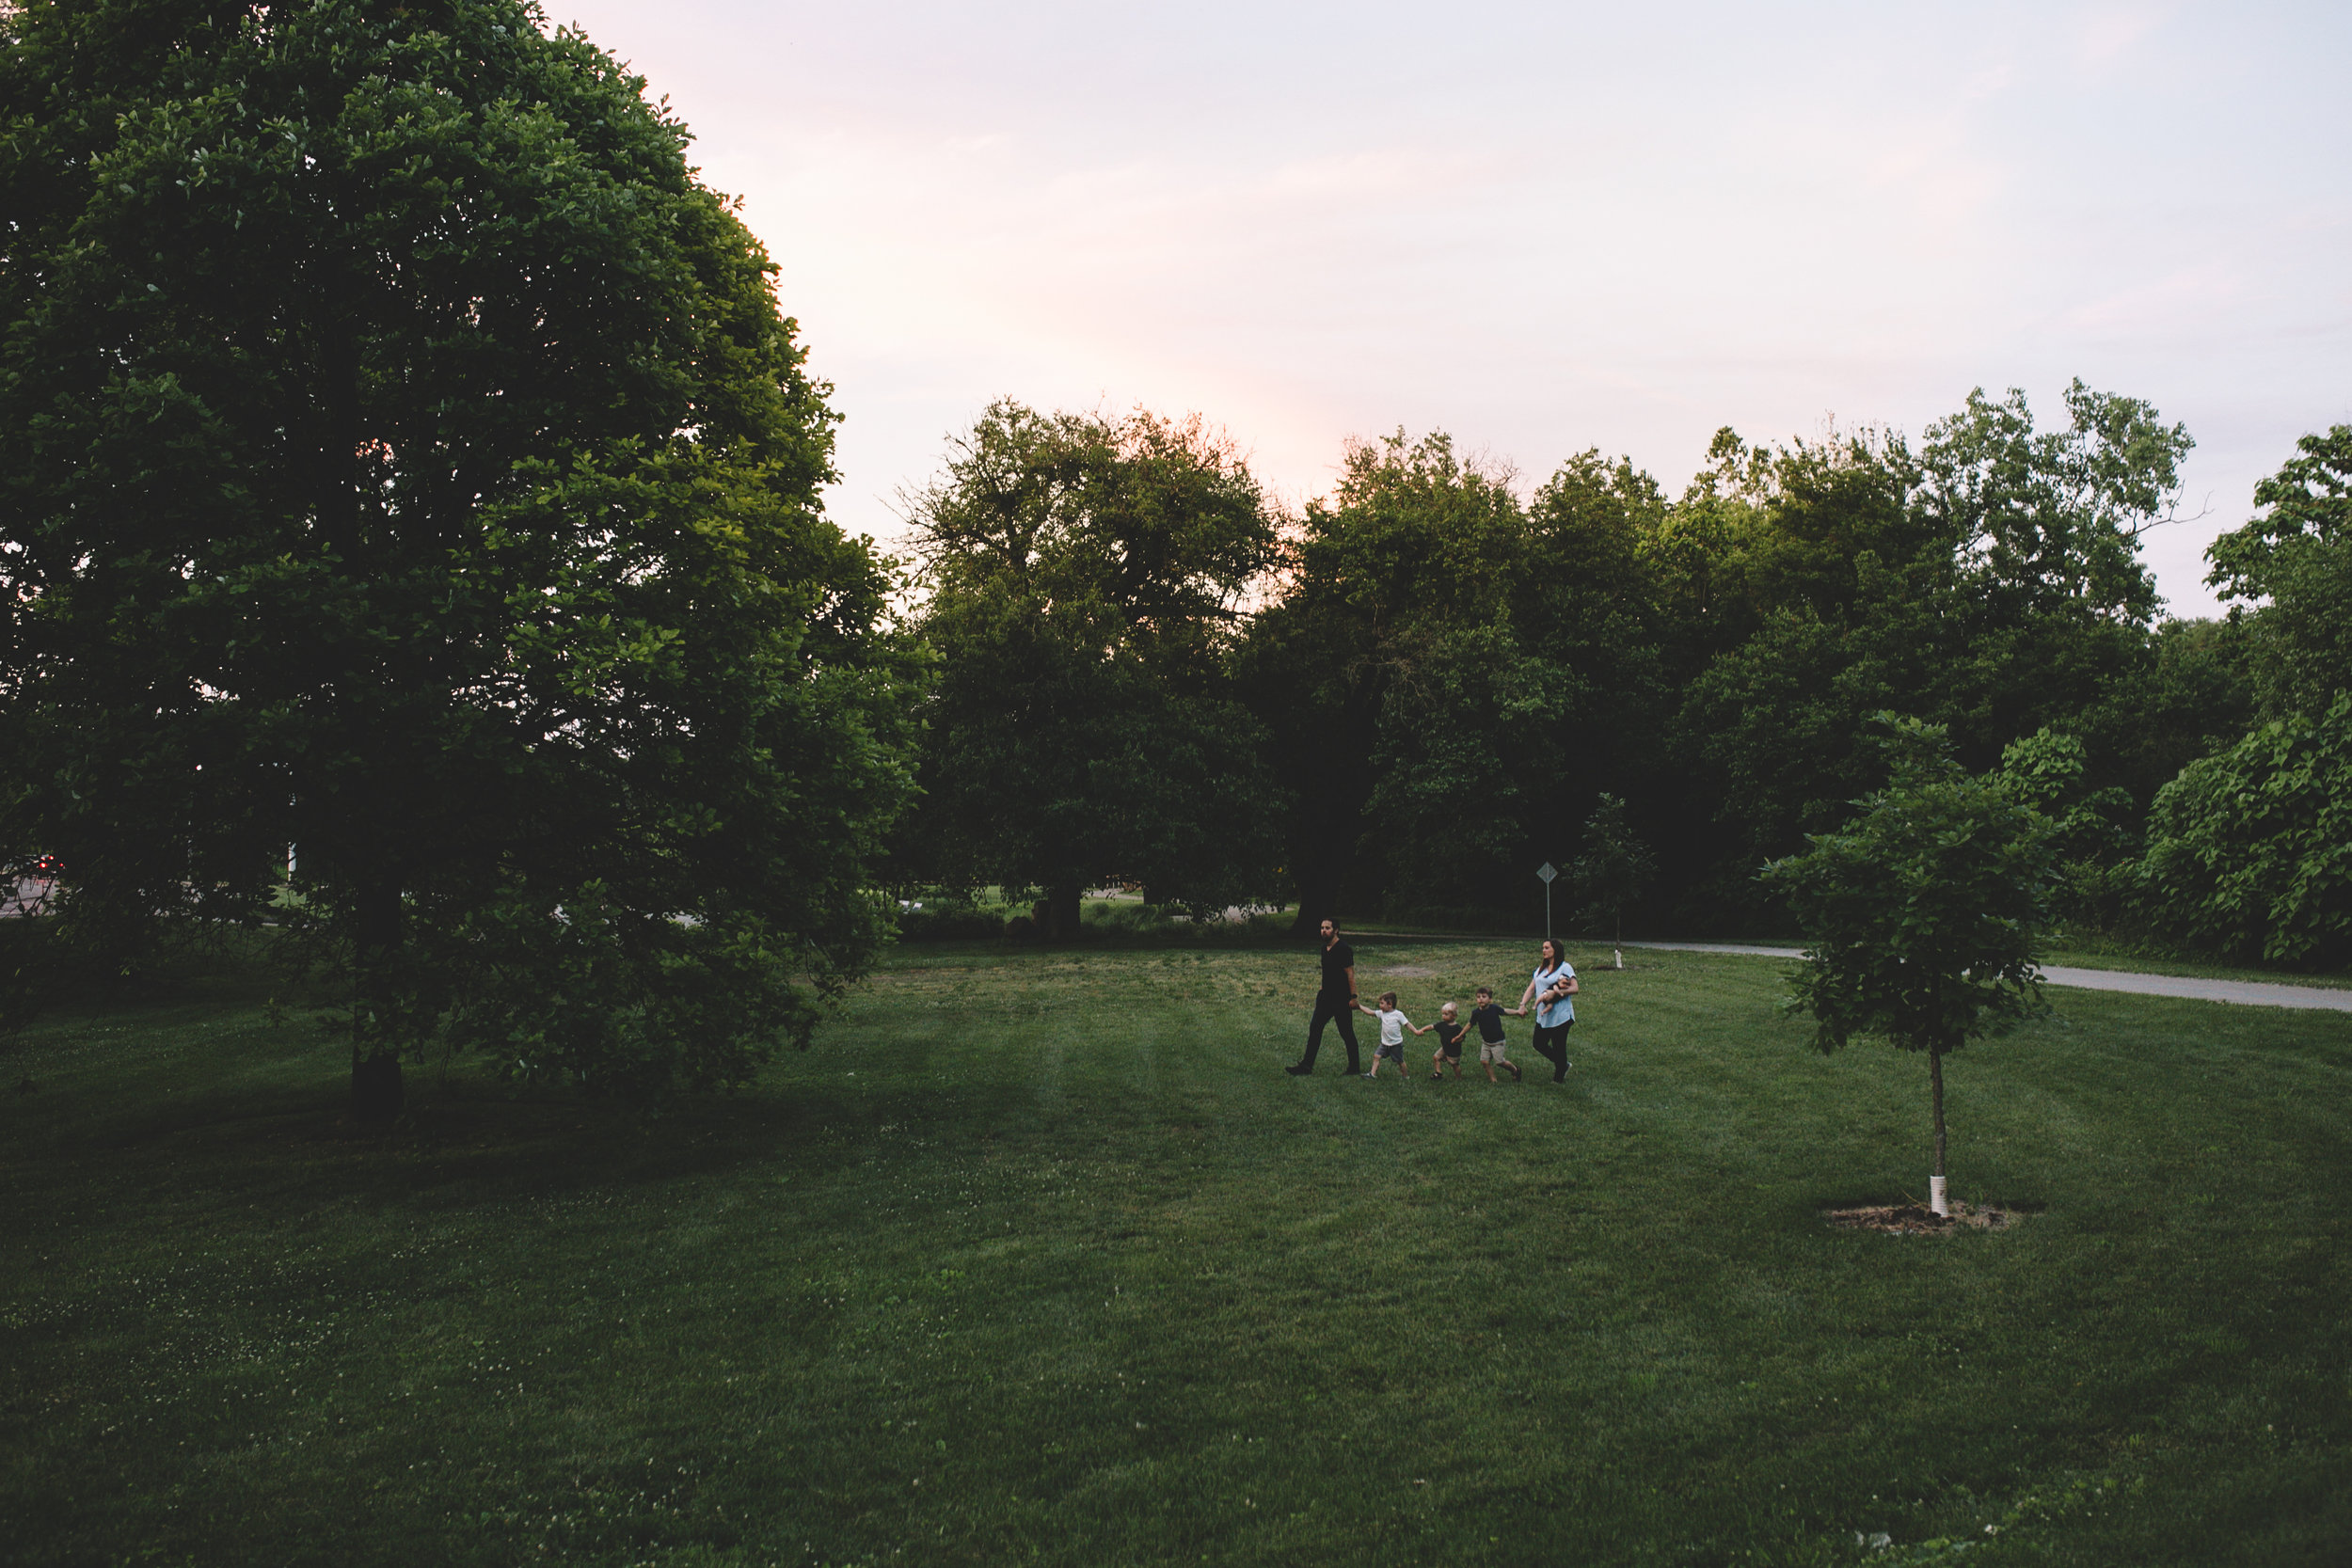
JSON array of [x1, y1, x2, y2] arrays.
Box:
[[1284, 919, 1579, 1084]]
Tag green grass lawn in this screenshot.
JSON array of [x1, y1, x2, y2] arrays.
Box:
[[4, 940, 2348, 1567]]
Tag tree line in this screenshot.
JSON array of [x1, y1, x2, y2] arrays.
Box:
[[4, 0, 2345, 1117], [892, 393, 2352, 970]]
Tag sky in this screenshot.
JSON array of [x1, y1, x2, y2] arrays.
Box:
[[556, 0, 2352, 617]]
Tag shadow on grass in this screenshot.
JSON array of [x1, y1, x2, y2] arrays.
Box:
[[9, 1022, 1048, 1225]]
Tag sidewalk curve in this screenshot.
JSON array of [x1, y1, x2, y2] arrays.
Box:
[[1624, 942, 2352, 1015]]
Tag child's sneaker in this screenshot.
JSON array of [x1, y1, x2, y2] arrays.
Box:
[[1507, 1061, 1523, 1081]]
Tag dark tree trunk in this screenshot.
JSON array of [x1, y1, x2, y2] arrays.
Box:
[[321, 280, 402, 1127], [315, 280, 363, 561], [1289, 824, 1350, 934], [1045, 884, 1082, 942], [1283, 687, 1380, 934], [350, 879, 404, 1121]]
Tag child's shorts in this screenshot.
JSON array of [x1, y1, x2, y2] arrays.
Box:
[[1437, 1037, 1463, 1058], [1479, 1037, 1509, 1064], [1375, 1040, 1405, 1062]]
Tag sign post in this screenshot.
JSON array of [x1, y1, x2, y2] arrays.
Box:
[[1536, 862, 1557, 942]]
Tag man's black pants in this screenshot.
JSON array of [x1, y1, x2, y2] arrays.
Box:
[[1300, 990, 1360, 1074]]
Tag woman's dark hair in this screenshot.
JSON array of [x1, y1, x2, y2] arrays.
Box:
[[1538, 936, 1565, 974]]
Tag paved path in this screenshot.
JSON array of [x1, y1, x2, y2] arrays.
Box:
[[1, 877, 52, 919], [1625, 941, 2352, 1014]]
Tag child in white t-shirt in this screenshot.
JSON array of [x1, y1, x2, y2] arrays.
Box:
[[1356, 990, 1412, 1082]]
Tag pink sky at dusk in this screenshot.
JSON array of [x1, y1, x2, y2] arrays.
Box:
[[558, 1, 2351, 616]]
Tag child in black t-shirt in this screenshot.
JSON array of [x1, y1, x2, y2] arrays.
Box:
[[1468, 986, 1523, 1082], [1418, 1002, 1469, 1080]]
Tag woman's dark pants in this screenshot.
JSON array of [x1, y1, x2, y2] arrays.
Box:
[[1533, 1020, 1574, 1080]]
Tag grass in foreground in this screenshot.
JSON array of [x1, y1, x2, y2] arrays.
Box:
[[3, 940, 2348, 1566]]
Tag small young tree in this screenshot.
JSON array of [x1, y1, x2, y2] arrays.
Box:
[[1571, 793, 1656, 968], [1762, 718, 2056, 1216]]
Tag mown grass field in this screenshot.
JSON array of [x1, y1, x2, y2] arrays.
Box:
[[3, 938, 2348, 1566]]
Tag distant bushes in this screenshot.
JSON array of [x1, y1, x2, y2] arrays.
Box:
[[1080, 902, 1182, 936], [890, 897, 1293, 946], [2140, 691, 2352, 970], [891, 904, 1009, 942], [1375, 902, 1530, 935]]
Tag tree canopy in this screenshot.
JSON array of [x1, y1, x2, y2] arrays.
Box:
[[1764, 720, 2055, 1061], [7, 5, 2336, 1091], [2141, 692, 2352, 970], [1208, 384, 2243, 940], [2206, 425, 2352, 721], [0, 0, 921, 1104]]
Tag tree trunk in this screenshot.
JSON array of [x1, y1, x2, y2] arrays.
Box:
[[1045, 884, 1082, 942], [350, 879, 404, 1122], [1928, 1046, 1948, 1216], [322, 283, 405, 1124], [1287, 718, 1375, 934], [1290, 844, 1343, 935]]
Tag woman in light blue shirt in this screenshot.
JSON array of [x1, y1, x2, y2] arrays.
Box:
[[1515, 937, 1578, 1083]]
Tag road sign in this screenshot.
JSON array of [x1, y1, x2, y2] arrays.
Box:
[[1536, 863, 1557, 883]]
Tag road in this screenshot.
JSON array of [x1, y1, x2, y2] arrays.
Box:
[[1625, 941, 2352, 1014], [1, 878, 52, 919]]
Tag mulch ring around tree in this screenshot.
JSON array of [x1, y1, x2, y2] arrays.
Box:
[[1825, 1199, 2027, 1234]]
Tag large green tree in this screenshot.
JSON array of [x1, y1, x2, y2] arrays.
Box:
[[2131, 427, 2352, 968], [0, 0, 920, 1109], [897, 401, 1281, 934], [1671, 384, 2217, 929], [2140, 691, 2352, 970], [2205, 424, 2352, 720], [1668, 423, 1941, 911], [1241, 432, 1672, 927]]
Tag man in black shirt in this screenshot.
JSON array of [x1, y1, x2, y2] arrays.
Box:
[[1287, 917, 1360, 1075]]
